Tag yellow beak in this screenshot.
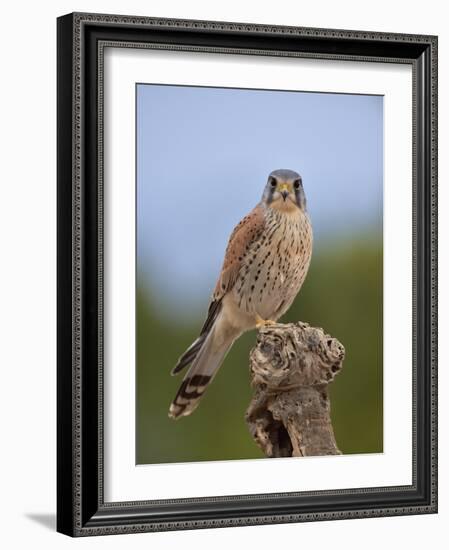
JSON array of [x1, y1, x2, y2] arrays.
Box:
[[278, 183, 292, 193]]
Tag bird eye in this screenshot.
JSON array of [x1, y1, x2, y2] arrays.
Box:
[[293, 179, 301, 190], [270, 178, 277, 188]]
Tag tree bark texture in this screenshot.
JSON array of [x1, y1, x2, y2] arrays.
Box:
[[246, 322, 345, 458]]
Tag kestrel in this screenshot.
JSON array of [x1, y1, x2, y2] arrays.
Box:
[[169, 169, 313, 419]]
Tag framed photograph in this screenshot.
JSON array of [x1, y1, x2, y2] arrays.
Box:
[[57, 12, 438, 536]]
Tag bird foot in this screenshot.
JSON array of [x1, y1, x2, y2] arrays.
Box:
[[255, 316, 276, 329]]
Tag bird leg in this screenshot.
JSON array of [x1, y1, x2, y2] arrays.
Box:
[[255, 314, 276, 329]]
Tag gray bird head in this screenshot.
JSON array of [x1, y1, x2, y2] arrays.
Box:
[[262, 169, 307, 212]]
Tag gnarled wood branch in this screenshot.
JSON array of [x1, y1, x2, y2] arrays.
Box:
[[245, 322, 345, 457]]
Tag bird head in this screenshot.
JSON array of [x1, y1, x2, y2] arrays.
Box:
[[262, 169, 306, 213]]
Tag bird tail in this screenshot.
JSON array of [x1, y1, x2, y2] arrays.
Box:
[[169, 312, 236, 419], [171, 299, 222, 376]]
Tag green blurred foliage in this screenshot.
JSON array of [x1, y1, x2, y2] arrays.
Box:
[[136, 235, 383, 464]]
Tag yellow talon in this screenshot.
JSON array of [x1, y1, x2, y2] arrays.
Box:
[[255, 315, 276, 329]]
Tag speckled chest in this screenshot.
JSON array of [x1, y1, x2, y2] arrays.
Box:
[[233, 207, 313, 319]]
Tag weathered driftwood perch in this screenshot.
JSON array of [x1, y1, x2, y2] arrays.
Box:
[[245, 322, 345, 458]]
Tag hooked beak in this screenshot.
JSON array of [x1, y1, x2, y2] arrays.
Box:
[[279, 183, 291, 201]]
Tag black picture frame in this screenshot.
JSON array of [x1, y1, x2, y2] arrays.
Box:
[[57, 12, 438, 537]]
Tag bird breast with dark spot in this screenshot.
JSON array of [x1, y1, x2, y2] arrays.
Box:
[[233, 208, 313, 320]]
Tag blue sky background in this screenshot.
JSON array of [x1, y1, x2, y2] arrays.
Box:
[[136, 84, 383, 321]]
